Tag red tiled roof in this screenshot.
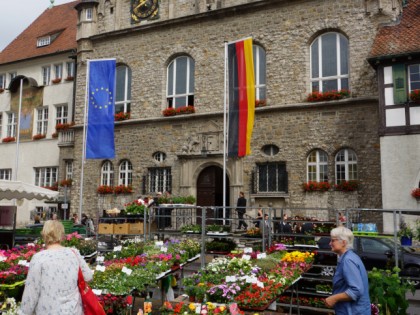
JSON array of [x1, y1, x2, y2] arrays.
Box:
[[0, 1, 80, 65], [369, 0, 420, 58]]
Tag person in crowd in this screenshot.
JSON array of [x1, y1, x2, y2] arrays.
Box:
[[338, 212, 347, 224], [52, 213, 58, 220], [34, 215, 41, 224], [325, 226, 371, 314], [19, 220, 93, 315], [236, 191, 248, 230], [254, 206, 263, 228], [279, 213, 292, 234], [71, 213, 79, 224], [81, 213, 95, 236]]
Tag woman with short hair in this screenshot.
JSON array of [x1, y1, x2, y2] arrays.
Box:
[[325, 226, 371, 314], [19, 220, 93, 315]]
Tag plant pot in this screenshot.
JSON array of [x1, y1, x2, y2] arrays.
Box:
[[400, 236, 412, 246], [189, 296, 195, 302]]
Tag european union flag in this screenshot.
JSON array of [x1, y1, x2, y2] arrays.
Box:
[[86, 59, 116, 159]]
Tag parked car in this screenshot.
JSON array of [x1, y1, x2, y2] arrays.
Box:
[[315, 236, 420, 287]]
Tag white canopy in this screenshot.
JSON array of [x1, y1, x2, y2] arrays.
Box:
[[0, 180, 59, 201]]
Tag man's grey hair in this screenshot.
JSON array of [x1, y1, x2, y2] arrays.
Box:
[[330, 226, 354, 249]]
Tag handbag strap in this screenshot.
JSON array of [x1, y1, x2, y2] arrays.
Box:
[[71, 249, 86, 284]]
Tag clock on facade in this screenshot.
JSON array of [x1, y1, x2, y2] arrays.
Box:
[[131, 0, 159, 23]]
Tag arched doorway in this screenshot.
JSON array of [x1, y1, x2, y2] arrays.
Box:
[[196, 165, 230, 224]]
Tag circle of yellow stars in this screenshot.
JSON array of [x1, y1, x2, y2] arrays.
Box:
[[90, 86, 113, 109]]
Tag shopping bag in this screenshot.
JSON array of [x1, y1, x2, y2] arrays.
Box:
[[77, 267, 106, 315]]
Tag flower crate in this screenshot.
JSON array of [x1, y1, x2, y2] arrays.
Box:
[[98, 223, 114, 234], [114, 223, 130, 235], [129, 222, 145, 234]]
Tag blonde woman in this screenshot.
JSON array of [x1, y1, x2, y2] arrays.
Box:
[[19, 220, 93, 315]]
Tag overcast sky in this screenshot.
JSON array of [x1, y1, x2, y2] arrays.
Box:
[[0, 0, 75, 52]]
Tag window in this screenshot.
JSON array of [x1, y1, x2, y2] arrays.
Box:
[[7, 112, 16, 137], [311, 32, 349, 92], [153, 152, 166, 162], [254, 162, 288, 193], [65, 161, 73, 180], [0, 169, 12, 180], [37, 36, 51, 47], [54, 64, 63, 79], [262, 145, 279, 156], [55, 105, 68, 125], [167, 56, 195, 108], [36, 107, 48, 135], [9, 72, 16, 82], [253, 45, 266, 101], [101, 161, 114, 186], [0, 74, 5, 89], [115, 65, 131, 114], [35, 167, 58, 187], [86, 8, 93, 20], [307, 150, 328, 182], [118, 160, 133, 186], [335, 149, 358, 184], [147, 167, 171, 193], [0, 113, 2, 139], [66, 62, 75, 78], [42, 66, 51, 85], [408, 64, 420, 93]]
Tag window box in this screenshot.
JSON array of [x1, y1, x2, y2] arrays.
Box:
[[42, 184, 58, 191], [55, 122, 74, 131], [2, 137, 16, 143], [32, 134, 46, 140], [52, 132, 58, 138], [409, 89, 420, 104], [64, 76, 74, 82], [334, 180, 359, 191], [162, 106, 195, 117], [302, 181, 331, 192], [0, 88, 4, 93], [114, 185, 133, 194], [59, 179, 72, 187], [97, 185, 114, 194], [114, 112, 131, 121], [307, 89, 350, 102], [51, 78, 62, 84], [255, 99, 267, 107]]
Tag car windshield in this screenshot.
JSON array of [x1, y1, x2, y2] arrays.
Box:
[[380, 237, 415, 252]]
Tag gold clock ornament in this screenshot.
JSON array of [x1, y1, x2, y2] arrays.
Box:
[[131, 0, 159, 23]]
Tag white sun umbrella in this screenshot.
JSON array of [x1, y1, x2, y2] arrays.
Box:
[[0, 180, 59, 201]]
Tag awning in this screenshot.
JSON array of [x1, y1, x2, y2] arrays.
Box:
[[0, 180, 59, 201]]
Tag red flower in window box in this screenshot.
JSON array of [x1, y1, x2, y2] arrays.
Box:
[[302, 181, 331, 192], [97, 185, 114, 194], [55, 122, 74, 131], [64, 76, 74, 82], [0, 88, 4, 93], [2, 136, 16, 143], [60, 179, 73, 187], [114, 185, 133, 194], [162, 106, 195, 116], [334, 180, 359, 191], [32, 134, 46, 140], [307, 89, 350, 102], [51, 78, 62, 84], [255, 99, 267, 107], [52, 132, 58, 138], [114, 112, 131, 121], [43, 184, 58, 191], [411, 188, 420, 198], [409, 89, 420, 104], [162, 107, 176, 116]]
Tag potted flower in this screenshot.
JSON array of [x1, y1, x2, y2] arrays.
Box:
[[307, 89, 350, 102], [398, 219, 414, 246], [162, 107, 176, 116], [334, 180, 359, 191], [409, 89, 420, 104], [97, 185, 114, 194], [411, 188, 420, 200], [114, 185, 133, 194], [55, 122, 75, 132], [2, 136, 16, 143], [302, 181, 331, 192]]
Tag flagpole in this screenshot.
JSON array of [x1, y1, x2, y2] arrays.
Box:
[[14, 78, 23, 181], [223, 42, 228, 225], [79, 60, 90, 219]]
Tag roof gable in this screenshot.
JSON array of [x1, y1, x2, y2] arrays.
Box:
[[0, 1, 80, 65]]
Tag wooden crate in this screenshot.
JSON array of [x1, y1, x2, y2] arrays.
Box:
[[114, 223, 130, 235], [129, 222, 145, 234], [98, 223, 114, 234]]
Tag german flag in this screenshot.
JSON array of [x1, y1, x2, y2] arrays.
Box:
[[227, 38, 255, 157]]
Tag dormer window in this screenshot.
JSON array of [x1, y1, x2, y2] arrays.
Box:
[[37, 36, 51, 47]]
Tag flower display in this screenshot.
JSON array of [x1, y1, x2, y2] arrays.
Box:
[[307, 89, 350, 102], [55, 122, 74, 131], [162, 106, 195, 116], [97, 185, 114, 194], [97, 293, 132, 315], [113, 185, 133, 194], [281, 251, 314, 264], [32, 134, 46, 140], [124, 200, 147, 215], [302, 181, 331, 192], [114, 112, 131, 121], [334, 180, 359, 191], [59, 179, 73, 187], [2, 137, 16, 143]]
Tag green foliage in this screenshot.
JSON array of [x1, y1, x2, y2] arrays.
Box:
[[254, 257, 279, 273], [397, 219, 414, 238], [158, 195, 196, 204], [206, 224, 230, 232], [180, 224, 202, 233], [205, 239, 236, 252], [368, 267, 415, 315]]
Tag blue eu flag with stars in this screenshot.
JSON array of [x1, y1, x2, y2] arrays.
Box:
[[86, 59, 116, 159]]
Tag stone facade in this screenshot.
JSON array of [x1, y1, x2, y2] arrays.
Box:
[[70, 0, 402, 218]]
